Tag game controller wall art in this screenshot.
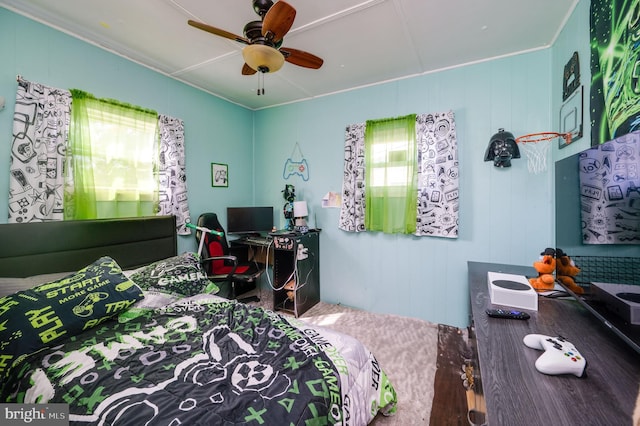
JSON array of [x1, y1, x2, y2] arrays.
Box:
[[283, 142, 310, 181], [579, 131, 640, 244]]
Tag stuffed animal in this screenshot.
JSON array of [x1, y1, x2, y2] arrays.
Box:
[[284, 279, 296, 301], [529, 248, 557, 292], [555, 248, 584, 295]]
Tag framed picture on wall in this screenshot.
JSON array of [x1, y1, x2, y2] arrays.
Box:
[[211, 163, 228, 187]]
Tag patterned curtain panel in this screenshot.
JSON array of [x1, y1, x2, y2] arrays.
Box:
[[415, 111, 459, 238], [339, 123, 366, 232], [157, 114, 191, 235], [339, 111, 459, 238], [8, 77, 71, 223], [580, 131, 640, 244]]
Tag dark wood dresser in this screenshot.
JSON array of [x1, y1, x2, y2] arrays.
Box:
[[468, 261, 640, 425]]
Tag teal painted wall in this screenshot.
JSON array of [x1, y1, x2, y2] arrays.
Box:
[[254, 50, 555, 327], [0, 9, 254, 256], [1, 3, 597, 327]]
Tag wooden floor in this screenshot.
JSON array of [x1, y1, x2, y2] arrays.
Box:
[[429, 324, 475, 425]]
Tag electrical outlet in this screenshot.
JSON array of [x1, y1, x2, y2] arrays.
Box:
[[297, 244, 308, 260]]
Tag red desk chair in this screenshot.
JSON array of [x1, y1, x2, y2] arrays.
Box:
[[196, 213, 263, 302]]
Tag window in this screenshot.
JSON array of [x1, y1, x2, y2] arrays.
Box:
[[340, 111, 459, 238], [370, 140, 411, 188], [67, 90, 159, 220], [364, 114, 417, 234], [85, 106, 158, 199]]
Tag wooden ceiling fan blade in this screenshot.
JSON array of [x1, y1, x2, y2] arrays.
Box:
[[188, 20, 249, 44], [262, 1, 296, 42], [242, 63, 257, 75], [281, 47, 324, 69]]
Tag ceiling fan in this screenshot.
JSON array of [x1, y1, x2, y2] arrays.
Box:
[[188, 0, 324, 76]]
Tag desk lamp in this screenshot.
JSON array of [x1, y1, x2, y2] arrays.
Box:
[[293, 201, 309, 233]]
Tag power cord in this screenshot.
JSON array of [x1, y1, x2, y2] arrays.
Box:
[[292, 251, 315, 292], [264, 240, 297, 291], [541, 290, 571, 299], [264, 241, 315, 293]]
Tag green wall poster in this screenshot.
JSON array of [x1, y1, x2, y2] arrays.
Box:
[[590, 0, 640, 146]]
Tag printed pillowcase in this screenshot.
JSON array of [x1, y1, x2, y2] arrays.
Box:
[[0, 257, 143, 380], [126, 252, 218, 313], [118, 252, 218, 322]]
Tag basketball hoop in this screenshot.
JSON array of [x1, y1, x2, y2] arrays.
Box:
[[515, 132, 572, 174]]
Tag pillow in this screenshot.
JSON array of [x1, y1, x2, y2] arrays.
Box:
[[118, 290, 181, 323], [129, 252, 219, 297], [120, 253, 219, 323], [0, 256, 143, 379]]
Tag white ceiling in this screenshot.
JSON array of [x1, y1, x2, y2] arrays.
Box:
[[1, 0, 578, 110]]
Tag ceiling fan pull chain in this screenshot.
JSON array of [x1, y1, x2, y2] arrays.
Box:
[[256, 72, 266, 96]]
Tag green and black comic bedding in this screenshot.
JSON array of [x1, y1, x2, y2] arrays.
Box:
[[0, 254, 397, 425]]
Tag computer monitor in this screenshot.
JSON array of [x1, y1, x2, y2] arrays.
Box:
[[226, 206, 274, 235]]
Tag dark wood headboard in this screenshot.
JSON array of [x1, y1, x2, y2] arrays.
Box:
[[0, 216, 177, 277]]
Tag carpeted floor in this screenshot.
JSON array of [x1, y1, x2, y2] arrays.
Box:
[[246, 290, 440, 425]]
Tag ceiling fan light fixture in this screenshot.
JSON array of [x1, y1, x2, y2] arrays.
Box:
[[243, 44, 284, 73]]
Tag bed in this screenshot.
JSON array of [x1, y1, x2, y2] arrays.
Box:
[[0, 216, 397, 425]]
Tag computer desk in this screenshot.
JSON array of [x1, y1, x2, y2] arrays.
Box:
[[231, 232, 320, 317], [468, 261, 640, 425], [230, 236, 274, 266]]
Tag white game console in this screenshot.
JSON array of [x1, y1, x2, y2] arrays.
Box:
[[591, 282, 640, 325], [487, 272, 538, 311]]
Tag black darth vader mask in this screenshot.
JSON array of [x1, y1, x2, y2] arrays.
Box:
[[484, 129, 520, 168]]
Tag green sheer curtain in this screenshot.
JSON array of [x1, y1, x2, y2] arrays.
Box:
[[364, 114, 418, 234], [66, 90, 159, 220]]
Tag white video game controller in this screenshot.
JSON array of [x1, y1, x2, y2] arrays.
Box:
[[523, 334, 587, 377]]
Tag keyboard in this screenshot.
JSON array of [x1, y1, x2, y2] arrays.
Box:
[[242, 236, 272, 246]]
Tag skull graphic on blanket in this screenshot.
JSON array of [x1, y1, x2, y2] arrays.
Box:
[[8, 302, 344, 425], [71, 324, 292, 425]]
